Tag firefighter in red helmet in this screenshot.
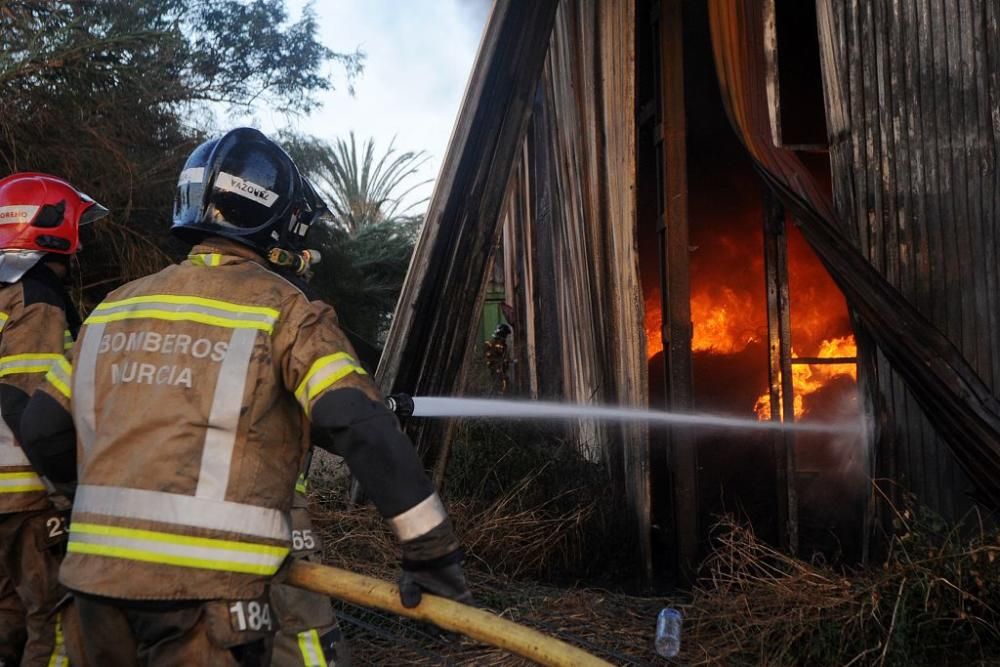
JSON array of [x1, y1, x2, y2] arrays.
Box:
[[0, 172, 107, 666]]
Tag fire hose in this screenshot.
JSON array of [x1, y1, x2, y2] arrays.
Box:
[[286, 560, 611, 666]]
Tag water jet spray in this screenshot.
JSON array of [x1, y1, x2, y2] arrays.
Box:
[[386, 394, 862, 435]]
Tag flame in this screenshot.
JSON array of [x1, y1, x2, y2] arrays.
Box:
[[642, 217, 857, 420], [754, 336, 857, 420], [644, 286, 764, 358], [645, 292, 663, 359], [691, 287, 761, 353]]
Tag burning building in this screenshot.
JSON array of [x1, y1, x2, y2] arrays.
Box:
[[378, 0, 1000, 582]]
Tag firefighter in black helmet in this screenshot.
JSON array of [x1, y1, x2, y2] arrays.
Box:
[[22, 128, 471, 665]]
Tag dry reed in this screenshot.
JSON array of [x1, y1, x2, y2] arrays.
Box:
[[308, 478, 999, 666]]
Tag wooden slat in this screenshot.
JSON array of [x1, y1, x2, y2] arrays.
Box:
[[764, 191, 795, 552], [989, 1, 1000, 392], [598, 0, 648, 579], [659, 0, 696, 582]]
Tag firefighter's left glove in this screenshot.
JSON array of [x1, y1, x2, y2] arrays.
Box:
[[398, 515, 471, 608], [398, 549, 472, 608]]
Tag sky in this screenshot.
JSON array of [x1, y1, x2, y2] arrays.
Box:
[[252, 0, 491, 208]]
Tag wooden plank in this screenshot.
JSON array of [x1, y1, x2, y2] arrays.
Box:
[[764, 188, 790, 552], [871, 0, 899, 289], [659, 0, 696, 581], [902, 0, 932, 315], [860, 0, 885, 276], [943, 0, 977, 375], [845, 0, 870, 261], [886, 0, 915, 306], [531, 78, 565, 403], [763, 190, 798, 553], [376, 0, 560, 463], [598, 0, 648, 580], [853, 325, 879, 563], [984, 0, 1000, 392], [959, 0, 993, 387]]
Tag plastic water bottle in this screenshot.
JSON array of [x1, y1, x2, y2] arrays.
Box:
[[655, 607, 682, 658]]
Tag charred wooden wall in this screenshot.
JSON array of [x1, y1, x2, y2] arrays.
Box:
[[499, 0, 651, 575], [818, 0, 1000, 519]]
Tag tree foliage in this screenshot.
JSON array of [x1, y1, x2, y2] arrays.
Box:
[[0, 0, 362, 306], [281, 131, 430, 233], [283, 133, 428, 353]]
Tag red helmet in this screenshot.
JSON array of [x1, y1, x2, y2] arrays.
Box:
[[0, 172, 108, 255]]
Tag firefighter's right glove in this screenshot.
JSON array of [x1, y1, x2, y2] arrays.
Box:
[[398, 549, 472, 608]]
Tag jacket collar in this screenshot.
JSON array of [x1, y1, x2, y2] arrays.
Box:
[[186, 237, 267, 267]]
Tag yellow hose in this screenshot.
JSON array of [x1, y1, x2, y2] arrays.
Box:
[[286, 560, 611, 666]]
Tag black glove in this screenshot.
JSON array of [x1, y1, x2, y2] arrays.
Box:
[[398, 550, 473, 608]]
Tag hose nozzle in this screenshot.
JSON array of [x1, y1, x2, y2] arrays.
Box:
[[385, 393, 414, 418]]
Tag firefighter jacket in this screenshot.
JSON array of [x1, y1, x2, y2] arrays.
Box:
[[0, 264, 73, 514], [30, 239, 451, 601]]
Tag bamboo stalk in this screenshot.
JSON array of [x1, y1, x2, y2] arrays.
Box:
[[286, 560, 611, 667]]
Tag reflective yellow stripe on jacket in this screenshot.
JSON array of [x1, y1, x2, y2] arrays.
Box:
[[45, 357, 73, 399], [68, 522, 288, 576], [295, 353, 367, 415], [74, 484, 290, 540], [87, 295, 279, 333], [46, 613, 68, 667], [63, 329, 73, 351], [0, 471, 46, 493], [189, 253, 223, 267], [297, 629, 327, 667], [0, 312, 9, 332], [0, 353, 63, 377]]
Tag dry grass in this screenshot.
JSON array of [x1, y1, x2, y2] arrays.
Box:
[[308, 482, 663, 665], [308, 472, 999, 666], [310, 471, 597, 581], [681, 504, 1000, 666]]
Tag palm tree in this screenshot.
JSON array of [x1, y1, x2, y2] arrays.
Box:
[[281, 132, 431, 360], [282, 131, 431, 233]]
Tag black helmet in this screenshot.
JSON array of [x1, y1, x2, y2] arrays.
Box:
[[297, 177, 331, 234], [172, 128, 311, 253]]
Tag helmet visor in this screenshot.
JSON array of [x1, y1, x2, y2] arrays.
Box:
[[79, 202, 109, 226]]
